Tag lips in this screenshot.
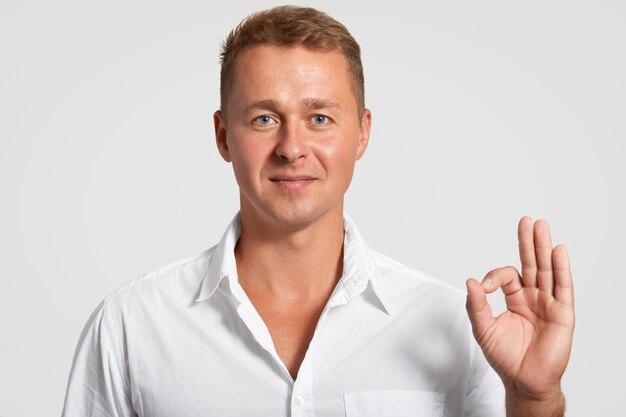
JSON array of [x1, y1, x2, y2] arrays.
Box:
[[270, 175, 316, 181], [269, 175, 317, 189]]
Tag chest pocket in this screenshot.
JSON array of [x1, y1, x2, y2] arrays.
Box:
[[344, 390, 445, 417]]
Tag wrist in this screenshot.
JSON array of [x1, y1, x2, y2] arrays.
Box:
[[505, 384, 565, 417]]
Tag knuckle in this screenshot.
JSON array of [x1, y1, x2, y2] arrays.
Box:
[[484, 266, 519, 283], [504, 265, 519, 274]]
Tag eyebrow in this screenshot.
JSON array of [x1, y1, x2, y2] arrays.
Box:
[[245, 99, 278, 113], [244, 98, 342, 113], [301, 97, 342, 111]]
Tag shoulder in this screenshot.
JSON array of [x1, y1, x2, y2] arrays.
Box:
[[371, 248, 467, 310], [368, 248, 476, 357], [372, 249, 463, 294], [99, 245, 218, 314], [72, 246, 221, 369]]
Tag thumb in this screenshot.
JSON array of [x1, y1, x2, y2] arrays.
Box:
[[466, 277, 495, 341]]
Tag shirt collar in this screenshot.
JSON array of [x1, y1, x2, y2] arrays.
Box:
[[337, 213, 391, 315], [195, 212, 391, 315], [195, 213, 241, 302]]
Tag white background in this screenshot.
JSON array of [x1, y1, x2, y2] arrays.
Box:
[[1, 1, 624, 415]]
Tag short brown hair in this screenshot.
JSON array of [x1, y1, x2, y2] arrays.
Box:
[[219, 5, 365, 115]]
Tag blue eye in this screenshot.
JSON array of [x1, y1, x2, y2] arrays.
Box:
[[312, 115, 329, 125], [255, 115, 272, 125]]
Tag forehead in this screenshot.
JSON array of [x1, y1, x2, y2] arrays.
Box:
[[227, 45, 356, 111], [234, 44, 349, 78]]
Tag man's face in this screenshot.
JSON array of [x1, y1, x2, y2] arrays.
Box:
[[214, 44, 371, 230]]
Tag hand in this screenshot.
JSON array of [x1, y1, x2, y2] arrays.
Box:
[[465, 217, 575, 401]]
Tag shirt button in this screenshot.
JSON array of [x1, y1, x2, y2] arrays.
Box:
[[295, 395, 305, 406]]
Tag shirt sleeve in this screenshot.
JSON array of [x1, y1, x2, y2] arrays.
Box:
[[463, 341, 506, 417], [61, 299, 136, 417]]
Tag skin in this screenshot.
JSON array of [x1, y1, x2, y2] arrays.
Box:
[[214, 44, 371, 379], [466, 217, 575, 416], [215, 45, 370, 235], [214, 43, 575, 414]]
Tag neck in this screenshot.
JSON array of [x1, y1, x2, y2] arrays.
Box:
[[235, 206, 345, 301]]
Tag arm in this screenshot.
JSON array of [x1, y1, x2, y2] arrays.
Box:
[[62, 299, 136, 417], [465, 217, 575, 417]]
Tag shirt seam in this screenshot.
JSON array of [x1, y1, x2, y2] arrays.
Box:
[[100, 302, 130, 388], [102, 249, 214, 305], [371, 249, 467, 297]]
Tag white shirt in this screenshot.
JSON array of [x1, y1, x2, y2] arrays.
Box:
[[62, 213, 504, 417]]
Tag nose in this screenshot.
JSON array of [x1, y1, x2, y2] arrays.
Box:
[[275, 122, 307, 163]]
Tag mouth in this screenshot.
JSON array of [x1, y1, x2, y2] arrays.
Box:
[[269, 175, 317, 189]]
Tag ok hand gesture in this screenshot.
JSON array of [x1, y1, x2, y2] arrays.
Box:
[[466, 217, 575, 413]]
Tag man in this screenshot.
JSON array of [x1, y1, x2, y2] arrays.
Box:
[[62, 6, 574, 417]]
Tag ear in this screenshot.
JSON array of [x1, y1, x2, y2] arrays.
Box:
[[356, 108, 372, 160], [214, 110, 231, 162]]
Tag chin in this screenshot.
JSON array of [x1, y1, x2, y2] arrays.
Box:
[[239, 188, 344, 231], [265, 205, 325, 229], [256, 200, 341, 231]]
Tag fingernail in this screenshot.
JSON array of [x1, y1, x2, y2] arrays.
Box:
[[481, 279, 493, 290]]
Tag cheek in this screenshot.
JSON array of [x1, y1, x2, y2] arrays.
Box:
[[228, 138, 275, 185], [320, 144, 359, 187], [318, 135, 360, 167], [229, 144, 257, 183]]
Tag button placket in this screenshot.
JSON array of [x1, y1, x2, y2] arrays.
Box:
[[290, 311, 320, 416]]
